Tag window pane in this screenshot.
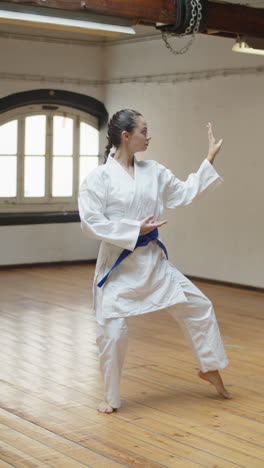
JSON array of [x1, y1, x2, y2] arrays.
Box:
[[52, 157, 73, 196], [53, 116, 73, 156], [80, 122, 99, 156], [0, 157, 17, 197], [24, 157, 45, 197], [0, 120, 17, 155], [79, 157, 99, 186], [25, 115, 46, 155]]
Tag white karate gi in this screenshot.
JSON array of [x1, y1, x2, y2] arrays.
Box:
[[78, 155, 229, 408]]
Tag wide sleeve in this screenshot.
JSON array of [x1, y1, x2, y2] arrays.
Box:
[[78, 169, 141, 251], [160, 158, 223, 209]]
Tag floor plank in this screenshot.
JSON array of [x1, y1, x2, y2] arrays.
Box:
[[0, 264, 264, 467]]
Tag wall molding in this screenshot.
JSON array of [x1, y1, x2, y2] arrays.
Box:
[[0, 72, 103, 87], [0, 66, 264, 88]]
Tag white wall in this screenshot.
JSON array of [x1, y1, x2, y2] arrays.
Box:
[[104, 35, 264, 288], [0, 37, 103, 265], [0, 223, 99, 265], [104, 33, 264, 78], [0, 37, 104, 100], [1, 32, 264, 287]]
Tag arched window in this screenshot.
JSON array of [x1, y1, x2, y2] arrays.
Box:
[[0, 104, 100, 213]]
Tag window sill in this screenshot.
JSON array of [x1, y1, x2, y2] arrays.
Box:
[[0, 211, 80, 226]]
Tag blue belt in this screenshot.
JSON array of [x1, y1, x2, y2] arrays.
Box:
[[97, 228, 168, 288]]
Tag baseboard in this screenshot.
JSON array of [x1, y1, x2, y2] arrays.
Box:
[[0, 261, 263, 293], [187, 275, 264, 294], [0, 259, 96, 269]]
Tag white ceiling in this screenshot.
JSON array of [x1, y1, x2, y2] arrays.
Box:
[[0, 1, 263, 45], [1, 20, 158, 44]]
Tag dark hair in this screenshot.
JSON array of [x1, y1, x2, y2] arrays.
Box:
[[104, 109, 142, 163]]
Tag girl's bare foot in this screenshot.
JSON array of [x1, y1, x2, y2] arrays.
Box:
[[198, 370, 232, 399], [97, 401, 117, 414]]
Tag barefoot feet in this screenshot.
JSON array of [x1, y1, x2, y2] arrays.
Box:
[[97, 401, 117, 414], [198, 370, 232, 399]]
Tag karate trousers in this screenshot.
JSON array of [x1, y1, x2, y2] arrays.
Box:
[[96, 269, 229, 409]]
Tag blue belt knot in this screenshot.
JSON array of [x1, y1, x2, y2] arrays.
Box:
[[97, 227, 168, 288]]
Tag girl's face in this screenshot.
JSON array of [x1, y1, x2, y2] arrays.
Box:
[[123, 116, 151, 153]]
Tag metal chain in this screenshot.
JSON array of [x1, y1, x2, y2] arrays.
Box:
[[161, 0, 202, 55]]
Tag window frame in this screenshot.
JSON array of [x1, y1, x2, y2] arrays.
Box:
[[0, 104, 100, 213]]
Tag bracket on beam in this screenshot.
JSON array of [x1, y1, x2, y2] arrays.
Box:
[[156, 0, 208, 35]]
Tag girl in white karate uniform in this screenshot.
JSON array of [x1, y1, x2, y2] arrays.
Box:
[[78, 109, 231, 414]]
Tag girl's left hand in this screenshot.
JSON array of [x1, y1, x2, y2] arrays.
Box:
[[206, 122, 223, 164]]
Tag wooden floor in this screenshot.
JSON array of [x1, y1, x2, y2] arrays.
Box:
[[0, 264, 263, 468]]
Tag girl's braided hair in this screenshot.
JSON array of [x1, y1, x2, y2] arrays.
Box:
[[104, 109, 142, 163]]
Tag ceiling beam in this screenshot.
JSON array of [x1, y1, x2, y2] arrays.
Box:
[[207, 2, 264, 38], [2, 0, 264, 38]]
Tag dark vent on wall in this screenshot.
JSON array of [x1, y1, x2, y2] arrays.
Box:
[[42, 105, 59, 110]]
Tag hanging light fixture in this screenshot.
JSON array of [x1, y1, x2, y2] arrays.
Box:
[[232, 36, 264, 56], [0, 1, 135, 37]]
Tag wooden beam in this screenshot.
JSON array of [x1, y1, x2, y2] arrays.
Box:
[[208, 2, 264, 38], [2, 0, 176, 23], [2, 0, 264, 38]]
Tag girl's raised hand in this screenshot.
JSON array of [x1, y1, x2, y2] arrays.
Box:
[[207, 122, 223, 164]]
